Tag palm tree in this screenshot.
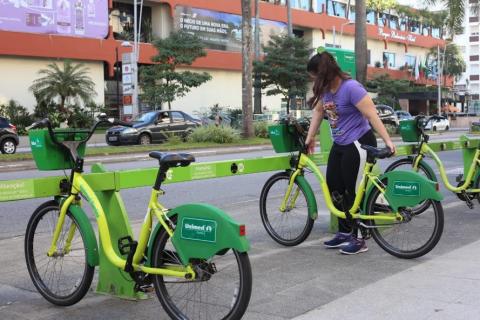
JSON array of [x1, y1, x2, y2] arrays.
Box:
[[241, 0, 254, 138], [425, 0, 472, 36], [30, 60, 96, 113]]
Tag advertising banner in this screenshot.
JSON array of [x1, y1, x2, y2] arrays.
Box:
[[0, 0, 109, 39], [175, 6, 287, 52]]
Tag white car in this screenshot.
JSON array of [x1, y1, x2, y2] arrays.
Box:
[[424, 116, 450, 131]]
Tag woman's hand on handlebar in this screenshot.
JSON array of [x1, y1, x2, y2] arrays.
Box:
[[305, 136, 316, 154], [385, 139, 396, 155]]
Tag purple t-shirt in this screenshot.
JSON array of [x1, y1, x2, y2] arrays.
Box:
[[322, 79, 371, 145]]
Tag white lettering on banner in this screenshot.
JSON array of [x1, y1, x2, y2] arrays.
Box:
[[378, 27, 417, 43]]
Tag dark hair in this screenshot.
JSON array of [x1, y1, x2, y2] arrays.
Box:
[[307, 52, 351, 108]]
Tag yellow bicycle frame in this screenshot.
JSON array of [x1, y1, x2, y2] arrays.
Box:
[[414, 143, 480, 194], [47, 171, 195, 279], [281, 154, 401, 222]]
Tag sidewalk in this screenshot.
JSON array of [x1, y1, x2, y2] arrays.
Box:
[[293, 239, 480, 320]]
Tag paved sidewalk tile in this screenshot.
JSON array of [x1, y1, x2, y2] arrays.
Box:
[[293, 240, 480, 320]]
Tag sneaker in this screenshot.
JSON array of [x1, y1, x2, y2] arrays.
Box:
[[324, 232, 353, 248], [339, 238, 368, 255]]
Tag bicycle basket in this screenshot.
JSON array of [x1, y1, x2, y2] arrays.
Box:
[[398, 119, 420, 143], [268, 123, 303, 153], [29, 129, 88, 171]]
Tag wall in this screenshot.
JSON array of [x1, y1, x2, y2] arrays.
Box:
[[171, 68, 282, 114], [0, 57, 105, 112]]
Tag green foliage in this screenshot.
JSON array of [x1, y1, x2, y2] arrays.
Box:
[[428, 43, 466, 79], [366, 74, 411, 109], [188, 125, 240, 144], [0, 100, 32, 134], [140, 30, 212, 109], [30, 60, 96, 111], [253, 34, 311, 102], [254, 121, 269, 138], [367, 0, 397, 11], [163, 131, 183, 145], [424, 0, 466, 36], [33, 99, 63, 127]]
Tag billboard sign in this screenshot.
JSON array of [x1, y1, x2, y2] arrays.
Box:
[[175, 6, 286, 52], [0, 0, 109, 39]]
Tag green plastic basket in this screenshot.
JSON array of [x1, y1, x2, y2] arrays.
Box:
[[268, 124, 302, 153], [398, 119, 420, 143], [29, 129, 88, 171]]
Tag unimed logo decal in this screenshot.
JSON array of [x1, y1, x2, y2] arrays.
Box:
[[393, 181, 420, 196], [181, 217, 217, 243]]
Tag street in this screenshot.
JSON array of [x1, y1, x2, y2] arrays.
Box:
[[1, 148, 480, 319]]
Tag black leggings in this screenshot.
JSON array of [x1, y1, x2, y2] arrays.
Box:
[[326, 130, 377, 234]]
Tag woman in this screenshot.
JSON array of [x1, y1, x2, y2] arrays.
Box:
[[305, 51, 396, 255]]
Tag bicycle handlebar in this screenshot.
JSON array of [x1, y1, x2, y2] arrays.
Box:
[[27, 116, 133, 146]]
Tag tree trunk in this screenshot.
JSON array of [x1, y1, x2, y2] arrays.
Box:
[[286, 0, 293, 37], [253, 0, 262, 115], [60, 96, 66, 113], [241, 0, 254, 138], [168, 101, 171, 110], [355, 0, 368, 85]]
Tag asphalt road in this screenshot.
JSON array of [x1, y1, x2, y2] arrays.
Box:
[[1, 149, 479, 319]]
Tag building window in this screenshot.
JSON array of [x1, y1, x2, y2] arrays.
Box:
[[366, 10, 375, 24], [325, 43, 341, 48], [292, 0, 310, 11], [470, 35, 480, 42], [422, 25, 430, 36], [367, 49, 371, 65], [399, 17, 408, 31], [432, 27, 441, 38], [470, 55, 480, 61], [410, 20, 420, 34], [348, 5, 355, 21], [470, 75, 480, 81], [315, 0, 326, 13], [378, 13, 388, 27], [389, 15, 399, 30], [405, 55, 416, 68], [470, 16, 479, 23], [327, 1, 347, 18], [383, 52, 396, 68], [111, 2, 152, 43]]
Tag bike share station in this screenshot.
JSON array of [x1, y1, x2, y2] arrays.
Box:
[[0, 119, 479, 301]]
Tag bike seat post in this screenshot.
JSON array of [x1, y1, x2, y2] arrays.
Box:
[[153, 164, 169, 191]]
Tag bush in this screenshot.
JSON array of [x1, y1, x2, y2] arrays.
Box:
[[188, 125, 239, 144], [254, 121, 269, 138], [163, 131, 183, 145], [0, 100, 33, 134]]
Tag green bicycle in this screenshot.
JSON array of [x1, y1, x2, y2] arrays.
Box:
[[387, 116, 480, 212], [259, 118, 444, 259], [24, 117, 252, 320]]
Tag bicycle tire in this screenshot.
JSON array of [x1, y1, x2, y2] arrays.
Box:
[[151, 217, 252, 320], [366, 185, 444, 259], [385, 158, 435, 215], [25, 201, 94, 306], [259, 172, 314, 246]]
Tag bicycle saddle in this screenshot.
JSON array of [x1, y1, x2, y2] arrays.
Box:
[[360, 145, 393, 160], [149, 152, 195, 168]]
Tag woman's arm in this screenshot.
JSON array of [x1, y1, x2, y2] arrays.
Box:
[[305, 101, 324, 154], [355, 95, 396, 154]]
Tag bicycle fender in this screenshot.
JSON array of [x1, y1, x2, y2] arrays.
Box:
[[295, 175, 318, 220], [68, 204, 100, 267], [408, 156, 438, 182], [363, 170, 443, 212], [146, 203, 249, 266]]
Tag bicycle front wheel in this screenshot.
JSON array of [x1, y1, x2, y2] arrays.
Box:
[[151, 218, 252, 320], [366, 185, 444, 259], [259, 172, 314, 246], [25, 201, 94, 306]]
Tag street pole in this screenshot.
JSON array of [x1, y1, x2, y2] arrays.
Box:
[[254, 0, 262, 115], [286, 0, 293, 37], [115, 47, 120, 117], [133, 0, 139, 116], [333, 25, 336, 47], [437, 45, 441, 116]]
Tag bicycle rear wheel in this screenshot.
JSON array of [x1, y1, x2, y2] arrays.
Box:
[[151, 218, 252, 320], [25, 201, 94, 306], [259, 172, 314, 246], [365, 185, 444, 259]]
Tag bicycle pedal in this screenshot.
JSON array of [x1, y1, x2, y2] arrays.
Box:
[[118, 236, 137, 255], [135, 283, 155, 293]]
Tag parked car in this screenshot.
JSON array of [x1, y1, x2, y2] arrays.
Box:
[[395, 110, 414, 121], [376, 105, 399, 127], [106, 110, 201, 146], [0, 117, 19, 154], [425, 116, 450, 131]]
